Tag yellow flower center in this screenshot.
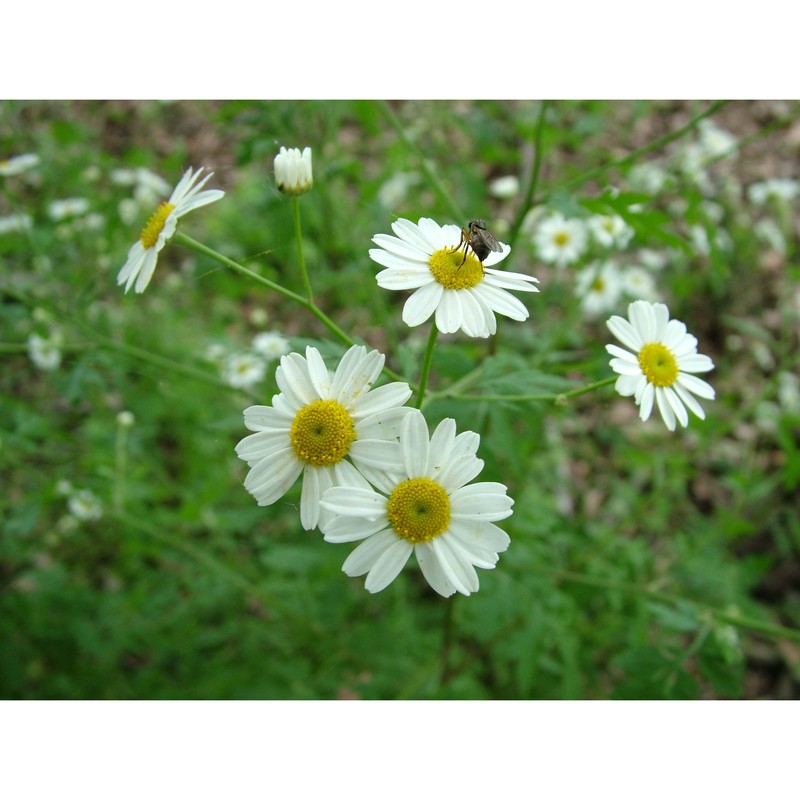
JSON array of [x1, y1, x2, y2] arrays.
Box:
[[428, 247, 484, 289], [139, 201, 176, 249], [289, 399, 356, 467], [638, 342, 679, 387], [591, 276, 605, 292], [554, 231, 570, 246], [386, 477, 451, 544], [602, 218, 615, 233]]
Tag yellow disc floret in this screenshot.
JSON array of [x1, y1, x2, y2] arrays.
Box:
[[386, 477, 451, 544], [139, 201, 176, 249], [638, 342, 679, 387], [428, 247, 484, 290], [289, 399, 356, 467]]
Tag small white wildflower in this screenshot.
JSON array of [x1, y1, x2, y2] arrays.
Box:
[[636, 248, 669, 271], [575, 261, 623, 317], [27, 333, 62, 371], [223, 352, 267, 390], [698, 120, 738, 160], [47, 197, 90, 221], [533, 213, 589, 267], [754, 219, 786, 253], [68, 489, 103, 521], [778, 371, 800, 414], [252, 331, 291, 360], [587, 214, 634, 249], [621, 266, 659, 301], [747, 178, 800, 205], [116, 411, 136, 427], [0, 213, 33, 235], [489, 175, 520, 199], [0, 153, 40, 176], [377, 172, 419, 208], [628, 162, 669, 194]]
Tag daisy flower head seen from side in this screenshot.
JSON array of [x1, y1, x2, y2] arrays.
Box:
[[117, 167, 224, 294], [235, 345, 413, 531], [606, 300, 715, 432], [369, 217, 539, 339], [320, 410, 513, 597], [274, 146, 313, 196]]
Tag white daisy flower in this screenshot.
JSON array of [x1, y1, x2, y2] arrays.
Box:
[[117, 167, 224, 294], [223, 352, 267, 390], [534, 212, 588, 267], [747, 178, 800, 205], [252, 331, 291, 360], [0, 213, 33, 235], [587, 214, 634, 249], [620, 265, 659, 301], [489, 175, 520, 199], [606, 300, 715, 432], [698, 120, 738, 160], [274, 146, 313, 196], [320, 410, 513, 597], [68, 489, 103, 521], [0, 153, 40, 176], [628, 161, 669, 195], [575, 261, 623, 317], [47, 197, 90, 221], [235, 345, 413, 531], [27, 333, 62, 371], [369, 217, 539, 339]]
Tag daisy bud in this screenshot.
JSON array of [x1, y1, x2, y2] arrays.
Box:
[[274, 146, 313, 196]]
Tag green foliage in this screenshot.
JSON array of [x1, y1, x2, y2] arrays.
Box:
[[1, 99, 799, 699]]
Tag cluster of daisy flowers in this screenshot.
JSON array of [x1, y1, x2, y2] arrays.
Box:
[[235, 344, 513, 596], [105, 151, 718, 596]]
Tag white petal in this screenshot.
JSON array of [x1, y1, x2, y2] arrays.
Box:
[[638, 382, 655, 420], [475, 284, 530, 321], [355, 404, 414, 439], [342, 530, 404, 577], [430, 536, 476, 596], [402, 283, 443, 327], [606, 315, 643, 352], [134, 248, 159, 294], [375, 264, 435, 289], [606, 344, 639, 364], [482, 268, 539, 291], [654, 387, 677, 430], [673, 382, 707, 419], [435, 290, 465, 334], [450, 482, 513, 520], [417, 217, 447, 250], [235, 430, 289, 466], [350, 438, 402, 470], [614, 374, 641, 397], [678, 354, 715, 374], [664, 386, 689, 429], [448, 518, 510, 558], [276, 352, 317, 407], [391, 218, 435, 253], [300, 465, 323, 530], [629, 300, 657, 342], [426, 418, 456, 476], [401, 410, 429, 477], [351, 383, 412, 421], [305, 346, 333, 398], [677, 372, 715, 399], [371, 233, 430, 262], [437, 453, 485, 493], [320, 486, 387, 519], [416, 542, 457, 597], [333, 347, 384, 405], [363, 538, 414, 593], [481, 242, 511, 267], [243, 450, 303, 506], [323, 516, 390, 543], [243, 404, 293, 432]]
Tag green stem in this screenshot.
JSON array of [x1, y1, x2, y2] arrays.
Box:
[[508, 99, 549, 251], [441, 597, 456, 684], [534, 99, 733, 205], [415, 324, 440, 408], [292, 196, 313, 303], [113, 422, 129, 513], [438, 375, 618, 405], [378, 101, 466, 223], [174, 233, 410, 386]]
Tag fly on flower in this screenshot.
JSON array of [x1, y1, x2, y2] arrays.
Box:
[[451, 219, 503, 267]]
